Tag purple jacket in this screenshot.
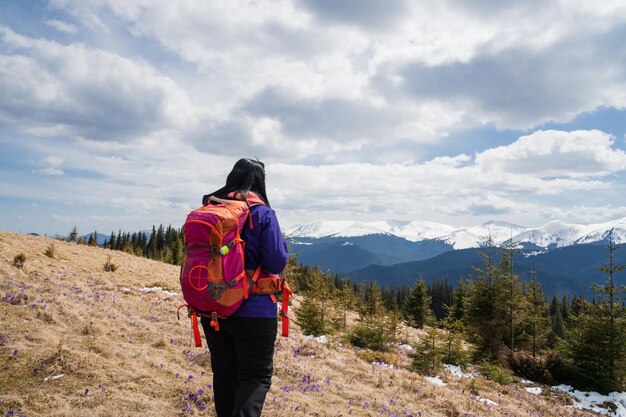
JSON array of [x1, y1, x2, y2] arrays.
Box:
[[232, 204, 289, 318]]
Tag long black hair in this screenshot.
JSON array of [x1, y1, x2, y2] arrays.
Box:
[[203, 158, 270, 207]]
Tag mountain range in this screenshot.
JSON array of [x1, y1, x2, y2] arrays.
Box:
[[286, 217, 626, 297]]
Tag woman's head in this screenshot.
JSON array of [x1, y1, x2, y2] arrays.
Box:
[[205, 158, 270, 206]]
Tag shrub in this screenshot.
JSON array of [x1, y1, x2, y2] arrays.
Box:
[[410, 326, 444, 375], [103, 255, 118, 272], [12, 253, 26, 268], [44, 243, 56, 258], [357, 350, 400, 367], [506, 349, 553, 384], [477, 361, 513, 385], [295, 296, 327, 337], [348, 320, 389, 351]]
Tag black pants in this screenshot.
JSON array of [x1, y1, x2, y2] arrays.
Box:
[[201, 317, 277, 417]]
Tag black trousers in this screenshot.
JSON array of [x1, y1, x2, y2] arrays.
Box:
[[201, 317, 277, 417]]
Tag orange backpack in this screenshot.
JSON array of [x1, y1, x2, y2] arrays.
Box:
[[177, 193, 292, 347]]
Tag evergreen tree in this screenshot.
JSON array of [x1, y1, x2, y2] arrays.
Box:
[[107, 231, 115, 250], [524, 267, 551, 357], [440, 310, 470, 367], [429, 279, 453, 321], [349, 282, 391, 351], [495, 238, 527, 351], [570, 295, 585, 317], [170, 235, 184, 265], [295, 267, 337, 335], [559, 235, 626, 392], [561, 295, 571, 324], [465, 235, 506, 361], [387, 298, 403, 342], [67, 226, 79, 243], [148, 225, 157, 259], [404, 278, 434, 329], [337, 283, 358, 332], [411, 326, 443, 374], [114, 230, 122, 251], [449, 279, 469, 323], [548, 307, 565, 348]]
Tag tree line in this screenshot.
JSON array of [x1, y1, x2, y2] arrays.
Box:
[[293, 233, 626, 394], [74, 225, 185, 265]]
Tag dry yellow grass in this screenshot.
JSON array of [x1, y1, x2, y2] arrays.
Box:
[[0, 232, 599, 416]]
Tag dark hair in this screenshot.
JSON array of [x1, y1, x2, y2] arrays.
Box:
[[203, 158, 270, 207]]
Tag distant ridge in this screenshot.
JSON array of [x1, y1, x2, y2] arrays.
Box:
[[287, 217, 626, 297], [287, 217, 626, 250]]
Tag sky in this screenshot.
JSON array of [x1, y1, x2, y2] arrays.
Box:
[[1, 0, 626, 236]]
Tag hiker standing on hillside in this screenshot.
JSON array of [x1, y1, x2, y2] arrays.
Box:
[[200, 158, 289, 417]]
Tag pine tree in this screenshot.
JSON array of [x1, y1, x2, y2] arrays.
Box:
[[449, 279, 469, 324], [411, 326, 443, 374], [559, 234, 626, 392], [337, 283, 358, 332], [561, 295, 571, 324], [349, 282, 391, 351], [148, 225, 157, 259], [404, 279, 434, 329], [67, 226, 79, 243], [465, 235, 506, 361], [295, 267, 337, 336], [548, 307, 565, 348], [570, 295, 585, 317], [429, 279, 453, 321], [440, 302, 470, 366], [495, 238, 527, 351], [524, 267, 551, 357], [387, 298, 403, 342]]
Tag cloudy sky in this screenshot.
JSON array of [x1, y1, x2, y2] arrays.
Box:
[[1, 0, 626, 236]]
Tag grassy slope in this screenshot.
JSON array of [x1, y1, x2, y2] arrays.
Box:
[[0, 232, 598, 417]]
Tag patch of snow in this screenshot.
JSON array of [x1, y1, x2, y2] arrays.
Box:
[[290, 240, 313, 246], [425, 376, 446, 386], [526, 387, 542, 395], [44, 374, 64, 382], [397, 344, 413, 351], [372, 361, 395, 369], [306, 335, 328, 344], [140, 287, 178, 297], [444, 364, 474, 378], [523, 250, 547, 257], [341, 241, 353, 246], [553, 385, 626, 416], [474, 396, 498, 407]]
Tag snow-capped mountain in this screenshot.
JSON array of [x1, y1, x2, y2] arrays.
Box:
[[286, 217, 626, 296], [286, 217, 626, 250]]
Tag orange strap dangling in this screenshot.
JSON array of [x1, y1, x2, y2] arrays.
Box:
[[280, 282, 293, 337], [191, 311, 202, 347]]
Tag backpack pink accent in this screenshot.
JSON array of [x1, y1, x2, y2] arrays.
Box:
[[180, 197, 256, 318]]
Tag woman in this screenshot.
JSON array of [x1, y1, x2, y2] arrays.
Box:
[[200, 158, 289, 417]]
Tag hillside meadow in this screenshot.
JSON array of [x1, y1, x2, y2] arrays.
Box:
[[0, 231, 601, 416]]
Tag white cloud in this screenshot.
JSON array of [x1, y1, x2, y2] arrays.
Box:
[[40, 0, 626, 154], [44, 156, 64, 166], [43, 19, 78, 34], [2, 2, 626, 235], [475, 130, 626, 178], [0, 26, 197, 142], [267, 130, 626, 226], [35, 167, 64, 176]]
